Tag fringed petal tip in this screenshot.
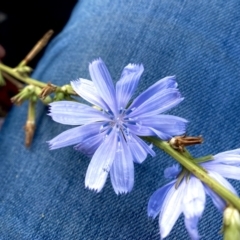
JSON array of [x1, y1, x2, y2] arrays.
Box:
[[166, 75, 176, 82], [71, 78, 81, 82], [161, 75, 178, 88], [47, 140, 55, 150], [90, 57, 103, 65], [124, 63, 144, 73], [47, 107, 53, 115], [169, 116, 189, 136], [112, 184, 134, 195], [70, 78, 89, 87], [48, 102, 54, 107], [47, 140, 60, 150], [125, 63, 143, 68], [49, 146, 55, 150], [47, 103, 63, 114], [85, 185, 102, 193], [114, 189, 131, 195], [70, 79, 80, 86], [177, 119, 188, 133]]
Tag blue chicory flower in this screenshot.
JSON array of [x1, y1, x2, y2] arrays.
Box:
[[48, 58, 187, 194], [148, 149, 240, 239]]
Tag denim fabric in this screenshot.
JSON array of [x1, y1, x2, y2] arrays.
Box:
[[1, 0, 240, 239]]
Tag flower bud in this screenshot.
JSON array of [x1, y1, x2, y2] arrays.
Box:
[[223, 206, 240, 240], [61, 84, 73, 94], [11, 85, 35, 105], [54, 92, 65, 101], [16, 66, 33, 74], [41, 96, 52, 104], [31, 95, 38, 102], [34, 86, 42, 96]]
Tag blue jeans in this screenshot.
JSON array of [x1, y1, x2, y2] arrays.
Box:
[[1, 0, 240, 239]]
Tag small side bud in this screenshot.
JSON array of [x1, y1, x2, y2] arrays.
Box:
[[61, 84, 73, 94], [34, 86, 43, 96], [223, 206, 240, 240], [16, 66, 33, 75], [39, 83, 57, 99], [11, 85, 35, 105], [41, 96, 52, 104], [169, 135, 203, 152], [54, 92, 65, 101], [31, 95, 38, 102]]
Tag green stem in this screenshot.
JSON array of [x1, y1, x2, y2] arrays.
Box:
[[0, 70, 5, 86], [28, 100, 36, 122], [145, 137, 240, 211], [17, 60, 27, 68], [181, 149, 194, 160], [0, 63, 76, 95], [0, 63, 46, 88]]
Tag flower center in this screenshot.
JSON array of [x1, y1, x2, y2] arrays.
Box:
[[100, 108, 141, 140], [114, 115, 124, 127]]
